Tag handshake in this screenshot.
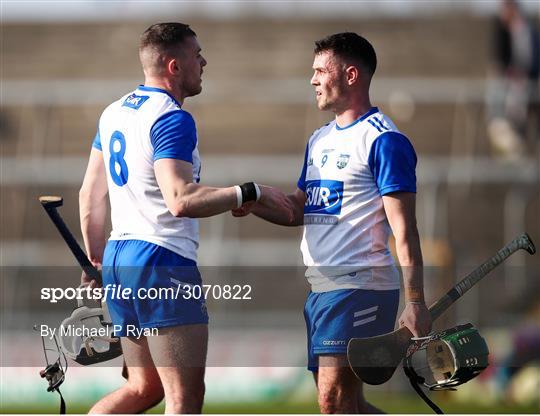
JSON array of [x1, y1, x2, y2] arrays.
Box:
[[231, 182, 299, 226]]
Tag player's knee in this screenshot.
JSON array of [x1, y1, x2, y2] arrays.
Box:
[[318, 392, 338, 413], [318, 379, 359, 414], [127, 378, 165, 406], [318, 385, 344, 413]]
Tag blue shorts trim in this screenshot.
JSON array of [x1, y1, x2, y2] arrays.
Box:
[[304, 288, 399, 372], [102, 239, 208, 337]]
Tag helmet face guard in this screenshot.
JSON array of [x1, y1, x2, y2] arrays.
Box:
[[37, 297, 123, 414], [57, 299, 122, 366], [403, 323, 490, 414], [405, 323, 490, 390]]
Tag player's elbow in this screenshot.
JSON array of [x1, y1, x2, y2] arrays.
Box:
[[79, 177, 107, 208], [169, 199, 194, 218], [79, 186, 106, 210], [169, 202, 187, 218], [164, 184, 200, 218], [393, 218, 419, 243], [79, 185, 92, 207], [394, 228, 423, 266]]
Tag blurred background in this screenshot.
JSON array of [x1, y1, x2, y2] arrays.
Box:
[[1, 0, 539, 413]]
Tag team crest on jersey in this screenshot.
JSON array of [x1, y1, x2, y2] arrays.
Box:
[[304, 180, 343, 215], [122, 93, 150, 110], [307, 157, 314, 167], [336, 154, 350, 169]]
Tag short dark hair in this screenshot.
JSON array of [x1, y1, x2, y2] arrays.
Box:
[[314, 32, 377, 78], [139, 22, 196, 53]]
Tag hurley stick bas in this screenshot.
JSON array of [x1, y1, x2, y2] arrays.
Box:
[[347, 233, 536, 385]]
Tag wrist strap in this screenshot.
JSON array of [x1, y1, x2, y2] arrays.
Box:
[[239, 182, 261, 206], [234, 186, 243, 209]]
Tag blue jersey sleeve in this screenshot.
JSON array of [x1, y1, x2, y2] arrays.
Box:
[[368, 132, 417, 195], [92, 129, 102, 151], [297, 141, 310, 191], [151, 110, 197, 163]]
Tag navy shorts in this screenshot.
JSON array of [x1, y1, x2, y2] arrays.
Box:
[[102, 239, 208, 337], [304, 288, 399, 372]]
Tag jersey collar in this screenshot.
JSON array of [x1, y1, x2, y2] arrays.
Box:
[[335, 107, 379, 131], [138, 85, 182, 108]]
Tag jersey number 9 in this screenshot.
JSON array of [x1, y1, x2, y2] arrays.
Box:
[[321, 154, 328, 168]]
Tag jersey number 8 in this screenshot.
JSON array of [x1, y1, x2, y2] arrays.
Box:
[[109, 131, 129, 186]]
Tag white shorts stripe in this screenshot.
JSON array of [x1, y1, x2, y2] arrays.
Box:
[[353, 315, 377, 327], [170, 277, 195, 288], [353, 305, 378, 318]]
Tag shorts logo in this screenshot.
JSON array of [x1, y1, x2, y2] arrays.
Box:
[[336, 154, 350, 169], [322, 340, 346, 346], [304, 180, 343, 215], [122, 94, 150, 110]]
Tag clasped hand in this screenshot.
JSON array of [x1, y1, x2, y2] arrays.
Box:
[[232, 185, 295, 224]]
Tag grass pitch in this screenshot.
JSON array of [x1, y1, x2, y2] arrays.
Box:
[[2, 393, 538, 414]]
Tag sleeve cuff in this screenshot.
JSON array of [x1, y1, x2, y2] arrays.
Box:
[[154, 153, 193, 163], [379, 185, 416, 196]]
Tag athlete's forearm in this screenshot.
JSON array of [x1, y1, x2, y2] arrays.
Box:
[[79, 149, 108, 266], [170, 183, 238, 218], [79, 190, 107, 265], [252, 192, 304, 226], [252, 201, 302, 226], [395, 227, 424, 303], [382, 192, 425, 303]]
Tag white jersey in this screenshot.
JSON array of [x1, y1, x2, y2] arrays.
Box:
[[93, 85, 201, 262], [297, 107, 417, 292]]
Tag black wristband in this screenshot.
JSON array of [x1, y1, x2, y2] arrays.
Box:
[[240, 182, 258, 203]]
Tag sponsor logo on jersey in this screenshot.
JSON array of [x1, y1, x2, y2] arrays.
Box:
[[322, 148, 335, 154], [304, 215, 338, 225], [336, 154, 350, 169], [122, 93, 150, 110], [304, 180, 343, 215]]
